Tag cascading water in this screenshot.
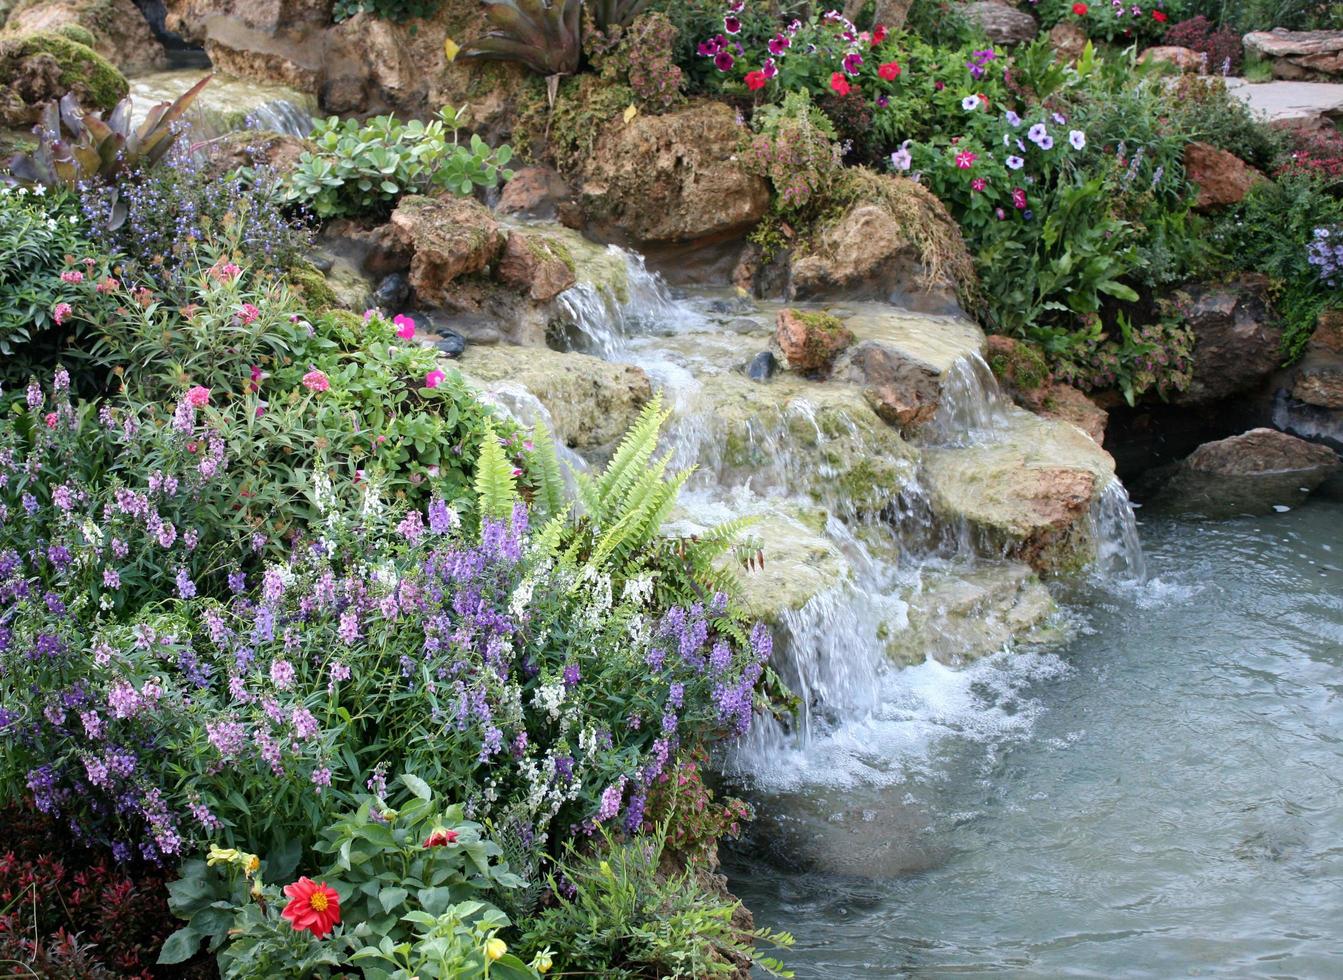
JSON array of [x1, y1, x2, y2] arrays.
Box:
[[128, 71, 318, 139], [541, 240, 1148, 780]]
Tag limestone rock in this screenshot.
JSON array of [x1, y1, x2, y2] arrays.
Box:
[[389, 195, 505, 307], [1224, 77, 1343, 132], [962, 1, 1037, 44], [1159, 427, 1340, 516], [7, 0, 166, 73], [984, 334, 1106, 444], [456, 345, 653, 456], [775, 309, 855, 376], [837, 341, 943, 433], [495, 229, 577, 303], [497, 166, 574, 220], [1173, 276, 1282, 405], [1049, 22, 1088, 62], [1038, 383, 1107, 445], [0, 31, 126, 124], [579, 101, 769, 247], [920, 413, 1116, 573], [1183, 141, 1266, 210], [1244, 29, 1343, 81], [1292, 367, 1343, 409], [1138, 45, 1203, 72]]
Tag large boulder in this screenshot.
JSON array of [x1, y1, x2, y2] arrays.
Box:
[[496, 165, 575, 222], [456, 345, 653, 456], [1138, 45, 1204, 72], [0, 31, 126, 125], [389, 195, 506, 307], [775, 171, 975, 313], [578, 101, 770, 248], [1048, 22, 1088, 62], [6, 0, 167, 73], [1173, 276, 1282, 406], [1158, 427, 1341, 516], [1243, 29, 1343, 81], [495, 228, 577, 303], [1286, 309, 1343, 411], [1183, 141, 1266, 210], [962, 1, 1037, 44], [920, 412, 1117, 573]]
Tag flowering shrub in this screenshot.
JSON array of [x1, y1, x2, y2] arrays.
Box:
[[1033, 0, 1179, 46], [1276, 126, 1343, 183], [1162, 15, 1242, 73], [742, 91, 845, 217], [1308, 226, 1343, 290], [587, 10, 686, 112]]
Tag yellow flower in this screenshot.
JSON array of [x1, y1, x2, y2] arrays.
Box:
[[532, 951, 553, 974], [242, 853, 261, 876], [485, 937, 507, 962], [207, 845, 239, 867]]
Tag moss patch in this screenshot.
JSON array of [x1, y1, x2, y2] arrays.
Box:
[[287, 262, 339, 312], [517, 74, 634, 176], [0, 31, 127, 111], [988, 341, 1050, 392]]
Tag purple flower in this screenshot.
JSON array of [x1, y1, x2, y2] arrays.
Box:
[[768, 33, 790, 55], [1027, 123, 1048, 145], [723, 14, 741, 34], [1006, 155, 1024, 170], [270, 658, 296, 689], [597, 778, 626, 822], [714, 50, 735, 71], [843, 51, 863, 76], [562, 662, 580, 689]]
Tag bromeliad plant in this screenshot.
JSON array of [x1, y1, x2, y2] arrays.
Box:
[[5, 76, 212, 213], [458, 0, 584, 78]]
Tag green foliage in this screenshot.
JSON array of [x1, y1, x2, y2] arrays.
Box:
[[5, 75, 209, 201], [585, 10, 685, 112], [332, 0, 441, 23], [286, 107, 515, 219], [590, 0, 652, 31], [1033, 0, 1183, 45], [0, 190, 109, 363], [518, 825, 794, 978], [459, 0, 584, 77], [1053, 307, 1195, 405], [475, 423, 521, 521], [743, 91, 844, 220]]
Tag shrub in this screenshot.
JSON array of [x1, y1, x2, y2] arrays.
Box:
[[285, 107, 515, 220], [332, 0, 440, 22], [743, 91, 845, 219], [1033, 0, 1178, 46], [586, 10, 685, 112], [1163, 14, 1243, 74], [1276, 126, 1343, 184]]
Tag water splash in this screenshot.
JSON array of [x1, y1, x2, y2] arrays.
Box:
[[925, 352, 1012, 447], [556, 246, 702, 357]]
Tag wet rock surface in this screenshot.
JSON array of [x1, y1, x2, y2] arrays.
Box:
[[1174, 275, 1282, 405], [1156, 427, 1341, 516]]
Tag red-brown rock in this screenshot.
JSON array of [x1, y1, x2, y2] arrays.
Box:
[[497, 166, 574, 220], [389, 195, 505, 306], [496, 231, 577, 303], [1183, 141, 1266, 210], [775, 309, 855, 376], [1138, 45, 1204, 72]]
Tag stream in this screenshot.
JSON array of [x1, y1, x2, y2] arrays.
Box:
[[726, 502, 1343, 978]]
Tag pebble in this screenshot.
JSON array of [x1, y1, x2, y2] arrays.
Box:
[[747, 351, 777, 382], [436, 331, 467, 358]]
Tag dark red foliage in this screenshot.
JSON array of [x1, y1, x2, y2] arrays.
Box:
[[1276, 127, 1343, 182], [0, 804, 213, 978], [1163, 16, 1243, 74]]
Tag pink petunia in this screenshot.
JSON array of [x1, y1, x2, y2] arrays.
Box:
[[955, 150, 977, 169], [393, 314, 416, 340], [302, 370, 330, 392], [424, 369, 446, 389]]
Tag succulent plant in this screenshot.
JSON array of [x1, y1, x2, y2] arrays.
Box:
[[458, 0, 583, 77], [5, 74, 212, 199]]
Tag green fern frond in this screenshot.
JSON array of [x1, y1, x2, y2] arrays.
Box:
[[473, 424, 519, 521], [525, 420, 567, 522], [591, 394, 667, 521], [531, 514, 567, 560]]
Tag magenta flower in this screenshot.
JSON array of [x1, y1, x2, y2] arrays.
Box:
[[185, 386, 211, 408], [971, 177, 987, 191], [424, 369, 446, 389], [302, 370, 330, 392], [842, 51, 863, 76], [955, 150, 977, 169], [237, 303, 261, 325], [52, 302, 72, 325], [1011, 187, 1028, 209], [393, 314, 416, 340], [60, 270, 84, 284], [724, 14, 741, 34], [714, 49, 734, 71], [768, 33, 791, 55]]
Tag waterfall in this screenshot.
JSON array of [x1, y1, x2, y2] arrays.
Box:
[[555, 246, 703, 357], [925, 351, 1013, 447], [1090, 480, 1148, 582], [128, 71, 318, 140]]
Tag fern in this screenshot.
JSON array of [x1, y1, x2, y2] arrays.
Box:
[[587, 394, 669, 524], [525, 421, 567, 522], [473, 424, 519, 521]]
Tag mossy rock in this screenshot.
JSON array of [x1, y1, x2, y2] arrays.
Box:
[[52, 24, 95, 47], [0, 31, 127, 113], [287, 261, 339, 312]]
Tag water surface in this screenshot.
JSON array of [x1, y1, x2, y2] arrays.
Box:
[[728, 501, 1343, 978]]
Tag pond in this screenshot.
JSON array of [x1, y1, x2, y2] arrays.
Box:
[[727, 500, 1343, 978]]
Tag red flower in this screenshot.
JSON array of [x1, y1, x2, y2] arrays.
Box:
[[1011, 187, 1028, 210], [281, 877, 341, 939], [424, 827, 460, 848], [1152, 9, 1167, 20], [878, 61, 901, 80], [830, 72, 852, 96], [1072, 2, 1088, 13], [872, 23, 887, 45], [744, 70, 768, 91]]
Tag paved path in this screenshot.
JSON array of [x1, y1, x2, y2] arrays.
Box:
[[1225, 78, 1343, 128]]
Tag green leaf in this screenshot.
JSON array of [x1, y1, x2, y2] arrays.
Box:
[[157, 927, 201, 965], [379, 886, 410, 913], [400, 772, 433, 800]]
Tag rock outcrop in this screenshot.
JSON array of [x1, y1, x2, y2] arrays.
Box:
[[774, 309, 855, 376], [1158, 427, 1340, 516], [495, 228, 577, 303], [1243, 29, 1343, 81], [1183, 141, 1266, 210], [0, 31, 126, 125], [389, 195, 506, 307], [497, 166, 575, 222], [1138, 45, 1204, 72], [962, 1, 1037, 44], [1174, 276, 1282, 405], [1048, 22, 1088, 62], [6, 0, 166, 73], [578, 101, 769, 248]]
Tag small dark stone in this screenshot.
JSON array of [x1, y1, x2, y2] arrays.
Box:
[[747, 351, 777, 383], [436, 330, 467, 358], [708, 296, 757, 316], [308, 252, 335, 274], [373, 273, 411, 311]]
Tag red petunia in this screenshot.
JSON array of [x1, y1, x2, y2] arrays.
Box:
[[872, 23, 887, 45], [1072, 2, 1088, 13], [878, 61, 901, 80], [744, 70, 768, 91], [1152, 9, 1167, 21], [281, 877, 341, 939], [830, 72, 852, 96]]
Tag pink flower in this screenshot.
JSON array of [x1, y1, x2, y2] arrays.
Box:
[[237, 303, 261, 325], [1011, 187, 1028, 209], [52, 302, 72, 325], [185, 386, 211, 407], [393, 314, 416, 340], [955, 150, 977, 169], [424, 369, 446, 389], [209, 260, 242, 282], [363, 308, 377, 322], [44, 412, 58, 429], [60, 270, 84, 284], [247, 364, 262, 393], [302, 370, 330, 392], [971, 177, 987, 191], [95, 276, 119, 294]]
